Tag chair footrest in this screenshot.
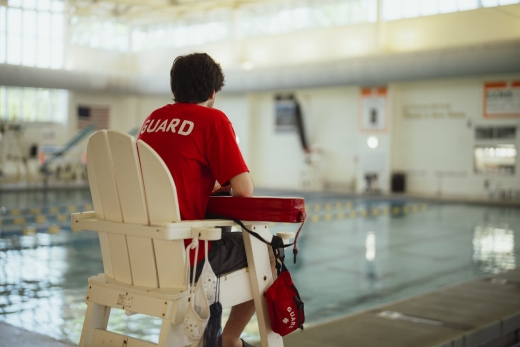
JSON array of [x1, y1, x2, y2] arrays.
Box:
[[92, 329, 158, 347], [87, 277, 189, 321]]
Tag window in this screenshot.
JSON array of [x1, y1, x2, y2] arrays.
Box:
[[474, 144, 517, 175], [382, 0, 519, 20], [0, 87, 68, 123], [5, 0, 519, 55], [70, 16, 130, 52], [76, 0, 378, 52], [475, 126, 516, 140], [482, 0, 520, 5], [130, 15, 232, 52], [1, 0, 65, 68], [237, 0, 377, 39], [0, 7, 6, 63]]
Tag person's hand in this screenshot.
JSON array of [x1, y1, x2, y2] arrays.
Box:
[[211, 185, 231, 196]]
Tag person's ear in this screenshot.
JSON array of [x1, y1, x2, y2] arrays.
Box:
[[209, 90, 216, 100]]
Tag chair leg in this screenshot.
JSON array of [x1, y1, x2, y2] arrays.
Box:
[[158, 321, 186, 347], [79, 302, 111, 347], [242, 225, 284, 347]]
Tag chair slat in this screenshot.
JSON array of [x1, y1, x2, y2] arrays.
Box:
[[87, 137, 114, 278], [107, 131, 156, 287], [97, 231, 114, 279], [137, 140, 181, 224], [107, 233, 133, 284], [127, 235, 159, 287], [153, 239, 187, 289], [88, 130, 131, 283], [86, 140, 104, 220], [107, 131, 149, 225], [137, 139, 185, 289], [88, 131, 123, 222]]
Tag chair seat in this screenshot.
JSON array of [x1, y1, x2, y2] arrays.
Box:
[[218, 268, 254, 308], [88, 273, 189, 299]]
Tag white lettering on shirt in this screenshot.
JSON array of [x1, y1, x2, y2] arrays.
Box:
[[140, 120, 150, 134], [156, 119, 169, 132], [141, 118, 194, 136], [146, 119, 159, 133], [178, 120, 194, 135], [167, 119, 180, 133]]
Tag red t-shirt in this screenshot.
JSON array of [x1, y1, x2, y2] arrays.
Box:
[[137, 103, 249, 263]]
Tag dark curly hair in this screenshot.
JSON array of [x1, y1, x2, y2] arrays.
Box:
[[170, 53, 225, 104]]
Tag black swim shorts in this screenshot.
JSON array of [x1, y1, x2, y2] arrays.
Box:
[[191, 228, 248, 282]]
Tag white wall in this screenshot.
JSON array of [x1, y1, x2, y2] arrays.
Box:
[[214, 94, 251, 164], [231, 74, 520, 197], [391, 74, 520, 199], [246, 93, 307, 190], [11, 72, 519, 199], [243, 87, 387, 192]]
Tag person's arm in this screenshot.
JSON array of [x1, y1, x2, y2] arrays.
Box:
[[229, 172, 254, 197]]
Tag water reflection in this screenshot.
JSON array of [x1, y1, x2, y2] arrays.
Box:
[[365, 231, 376, 261], [364, 231, 380, 291], [0, 245, 69, 339], [0, 231, 100, 343], [473, 225, 516, 273]]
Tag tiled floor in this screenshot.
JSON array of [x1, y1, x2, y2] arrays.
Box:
[[283, 268, 520, 347], [0, 188, 519, 346]]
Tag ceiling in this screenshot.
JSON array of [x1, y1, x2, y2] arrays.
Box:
[[67, 0, 281, 24], [2, 39, 519, 94]]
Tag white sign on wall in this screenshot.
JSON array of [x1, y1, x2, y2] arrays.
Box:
[[359, 87, 388, 132], [484, 81, 520, 118]]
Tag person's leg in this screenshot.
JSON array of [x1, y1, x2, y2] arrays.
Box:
[[221, 300, 256, 347], [201, 231, 276, 347], [201, 231, 253, 347]]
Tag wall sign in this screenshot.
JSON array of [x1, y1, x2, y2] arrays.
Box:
[[275, 97, 297, 133], [359, 87, 387, 132], [77, 105, 110, 130], [484, 81, 520, 118], [403, 103, 465, 119]]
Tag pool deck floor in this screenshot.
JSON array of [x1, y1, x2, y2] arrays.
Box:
[[0, 321, 75, 347]]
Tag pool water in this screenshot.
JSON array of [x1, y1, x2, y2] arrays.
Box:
[[0, 189, 519, 344]]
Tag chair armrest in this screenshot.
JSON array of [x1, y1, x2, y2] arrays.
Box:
[[71, 215, 236, 241], [71, 214, 278, 242], [71, 211, 96, 231], [277, 232, 295, 244], [191, 227, 221, 241]]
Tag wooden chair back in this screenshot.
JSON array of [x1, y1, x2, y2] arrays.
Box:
[[86, 130, 186, 289]]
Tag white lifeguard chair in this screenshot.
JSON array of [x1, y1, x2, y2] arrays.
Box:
[[71, 130, 286, 347]]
